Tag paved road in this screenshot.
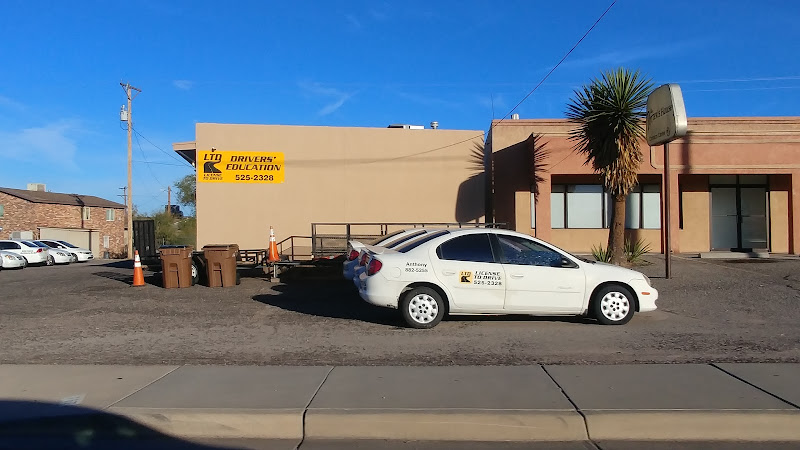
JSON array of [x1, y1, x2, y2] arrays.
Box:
[[1, 255, 799, 365]]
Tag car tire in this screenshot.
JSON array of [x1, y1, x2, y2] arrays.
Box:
[[46, 255, 55, 266], [22, 258, 28, 268], [71, 254, 78, 263], [592, 284, 635, 325], [400, 286, 445, 329], [191, 262, 200, 286]]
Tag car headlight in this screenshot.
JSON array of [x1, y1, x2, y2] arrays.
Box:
[[4, 255, 13, 260], [643, 275, 652, 287]]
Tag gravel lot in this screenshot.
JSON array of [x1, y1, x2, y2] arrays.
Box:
[[1, 255, 799, 365]]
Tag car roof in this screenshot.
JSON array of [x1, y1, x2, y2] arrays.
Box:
[[393, 227, 565, 254]]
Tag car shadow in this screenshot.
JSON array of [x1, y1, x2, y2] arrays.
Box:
[[252, 280, 405, 327], [253, 279, 599, 327], [0, 400, 237, 449]]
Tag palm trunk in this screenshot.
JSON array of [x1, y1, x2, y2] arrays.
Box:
[[607, 194, 626, 265]]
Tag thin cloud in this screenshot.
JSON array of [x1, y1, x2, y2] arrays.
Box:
[[477, 94, 507, 115], [298, 81, 356, 116], [552, 38, 713, 71], [172, 80, 194, 90], [0, 119, 80, 168], [344, 13, 362, 30], [0, 94, 26, 110]]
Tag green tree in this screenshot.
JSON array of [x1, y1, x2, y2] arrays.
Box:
[[174, 174, 196, 211], [566, 68, 653, 264]]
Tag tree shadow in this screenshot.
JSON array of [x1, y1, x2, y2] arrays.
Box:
[[0, 400, 235, 450], [252, 281, 404, 327]]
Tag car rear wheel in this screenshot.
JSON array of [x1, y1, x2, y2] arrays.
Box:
[[46, 255, 55, 266], [593, 284, 635, 325], [400, 287, 445, 329]]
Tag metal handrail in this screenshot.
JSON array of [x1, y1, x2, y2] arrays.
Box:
[[277, 235, 312, 261]]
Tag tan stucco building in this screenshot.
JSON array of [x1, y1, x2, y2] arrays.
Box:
[[176, 117, 800, 256], [175, 123, 486, 252], [489, 117, 800, 254]]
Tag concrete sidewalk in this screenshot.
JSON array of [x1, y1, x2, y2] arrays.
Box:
[[0, 364, 798, 444]]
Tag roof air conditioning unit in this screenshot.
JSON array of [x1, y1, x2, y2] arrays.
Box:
[[11, 231, 34, 240], [27, 183, 46, 192]]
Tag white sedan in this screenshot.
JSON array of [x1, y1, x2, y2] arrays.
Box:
[[38, 239, 93, 262], [28, 241, 73, 265], [0, 240, 49, 265], [357, 228, 657, 328], [0, 250, 27, 269]]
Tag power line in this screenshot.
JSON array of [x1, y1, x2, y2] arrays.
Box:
[[133, 160, 188, 167], [131, 126, 193, 167], [134, 131, 165, 186], [366, 0, 617, 164]]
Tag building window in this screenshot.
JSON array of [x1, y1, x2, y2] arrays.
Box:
[[0, 204, 4, 217], [530, 192, 536, 229], [82, 207, 90, 220], [551, 185, 606, 229], [551, 184, 661, 229], [103, 236, 110, 248], [106, 209, 115, 221]]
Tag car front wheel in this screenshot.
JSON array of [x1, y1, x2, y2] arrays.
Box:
[[400, 287, 445, 329], [46, 255, 55, 266], [593, 284, 635, 325]]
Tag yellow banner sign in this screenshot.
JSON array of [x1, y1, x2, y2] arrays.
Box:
[[197, 150, 285, 183]]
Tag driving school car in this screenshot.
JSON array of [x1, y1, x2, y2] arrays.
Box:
[[357, 228, 657, 329]]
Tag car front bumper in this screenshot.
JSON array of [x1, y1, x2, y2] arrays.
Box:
[[1, 255, 26, 268], [629, 278, 658, 312], [51, 252, 73, 264]]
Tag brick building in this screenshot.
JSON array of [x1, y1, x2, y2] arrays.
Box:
[[0, 186, 126, 259]]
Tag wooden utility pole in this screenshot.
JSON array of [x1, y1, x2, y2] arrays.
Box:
[[120, 82, 141, 259], [167, 186, 172, 217]]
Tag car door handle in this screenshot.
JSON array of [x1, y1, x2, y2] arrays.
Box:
[[510, 273, 524, 279], [443, 270, 456, 276]]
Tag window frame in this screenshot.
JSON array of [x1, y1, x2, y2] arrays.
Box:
[[435, 233, 498, 264], [551, 183, 661, 230], [105, 209, 115, 221], [490, 234, 576, 269], [82, 207, 91, 220]]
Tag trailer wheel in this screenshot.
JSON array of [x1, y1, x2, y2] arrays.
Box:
[[191, 262, 200, 286]]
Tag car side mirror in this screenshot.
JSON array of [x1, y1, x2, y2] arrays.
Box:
[[560, 257, 576, 268]]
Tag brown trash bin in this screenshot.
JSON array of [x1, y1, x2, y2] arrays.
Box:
[[203, 244, 239, 287], [160, 246, 193, 289]]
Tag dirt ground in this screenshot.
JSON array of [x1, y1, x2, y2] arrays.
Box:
[[1, 255, 799, 365]]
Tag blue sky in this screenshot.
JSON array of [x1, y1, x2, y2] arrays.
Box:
[[1, 0, 799, 213]]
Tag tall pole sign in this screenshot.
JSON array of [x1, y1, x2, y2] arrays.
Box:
[[646, 84, 687, 279]]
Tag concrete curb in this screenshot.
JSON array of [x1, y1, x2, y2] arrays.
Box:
[[584, 411, 800, 441], [111, 407, 304, 440], [109, 408, 800, 442], [305, 409, 587, 441]]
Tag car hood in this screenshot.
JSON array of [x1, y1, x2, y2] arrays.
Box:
[[586, 261, 648, 281]]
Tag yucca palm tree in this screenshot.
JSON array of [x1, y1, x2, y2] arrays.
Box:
[[566, 68, 653, 264]]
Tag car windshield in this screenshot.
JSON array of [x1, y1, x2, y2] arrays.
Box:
[[397, 230, 449, 253], [58, 241, 79, 248]]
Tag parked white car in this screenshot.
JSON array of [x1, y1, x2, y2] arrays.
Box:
[[357, 228, 657, 329], [28, 241, 73, 265], [0, 250, 27, 269], [343, 229, 434, 282], [0, 240, 48, 265], [38, 239, 92, 262]]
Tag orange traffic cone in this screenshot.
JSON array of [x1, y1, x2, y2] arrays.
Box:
[[268, 226, 280, 262], [132, 250, 145, 287]]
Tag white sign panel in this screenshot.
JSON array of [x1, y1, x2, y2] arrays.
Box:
[[646, 84, 688, 146]]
